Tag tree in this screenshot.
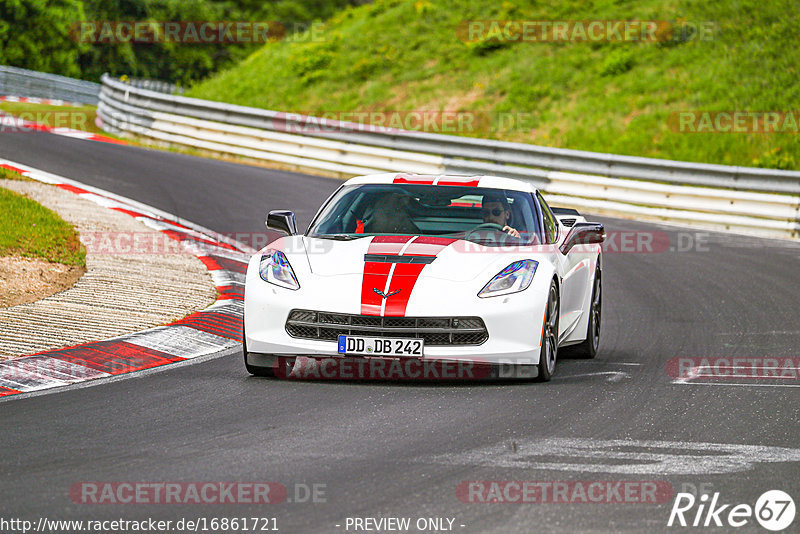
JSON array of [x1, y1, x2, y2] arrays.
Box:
[[0, 0, 88, 76]]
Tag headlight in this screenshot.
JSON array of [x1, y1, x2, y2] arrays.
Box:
[[259, 250, 300, 290], [478, 259, 538, 298]]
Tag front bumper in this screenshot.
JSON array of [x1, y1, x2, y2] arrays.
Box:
[[244, 260, 551, 368], [244, 352, 539, 380]]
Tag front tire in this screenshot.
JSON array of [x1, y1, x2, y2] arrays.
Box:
[[243, 324, 277, 377], [535, 280, 560, 382], [573, 267, 601, 359]]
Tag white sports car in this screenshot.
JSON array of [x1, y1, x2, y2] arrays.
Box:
[[243, 173, 604, 381]]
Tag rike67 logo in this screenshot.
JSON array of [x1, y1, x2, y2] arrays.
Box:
[[668, 490, 795, 531]]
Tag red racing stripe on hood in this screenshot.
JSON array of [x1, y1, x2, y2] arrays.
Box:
[[401, 236, 459, 256], [360, 236, 414, 316], [382, 262, 426, 316], [360, 261, 392, 316], [360, 236, 456, 317], [382, 237, 455, 316]]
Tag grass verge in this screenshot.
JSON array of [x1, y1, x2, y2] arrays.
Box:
[[0, 167, 31, 181], [0, 102, 126, 140], [188, 0, 800, 170], [0, 185, 86, 266]]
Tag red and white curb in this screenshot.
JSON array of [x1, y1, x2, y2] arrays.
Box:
[[0, 160, 254, 398], [0, 95, 125, 145], [0, 95, 87, 107]]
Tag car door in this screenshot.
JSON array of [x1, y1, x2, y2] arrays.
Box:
[[537, 193, 590, 341]]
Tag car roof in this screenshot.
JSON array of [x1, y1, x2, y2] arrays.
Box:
[[343, 173, 539, 194]]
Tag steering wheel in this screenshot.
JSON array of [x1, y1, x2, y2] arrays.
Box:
[[466, 222, 508, 241], [472, 222, 506, 232]]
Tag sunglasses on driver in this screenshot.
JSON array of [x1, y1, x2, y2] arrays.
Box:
[[481, 207, 505, 217]]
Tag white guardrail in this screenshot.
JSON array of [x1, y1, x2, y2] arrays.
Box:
[[97, 74, 800, 239], [0, 66, 100, 105]]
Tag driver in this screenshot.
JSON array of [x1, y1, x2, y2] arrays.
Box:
[[479, 193, 520, 237]]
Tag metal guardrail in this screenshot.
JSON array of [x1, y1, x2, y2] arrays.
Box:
[[124, 78, 184, 96], [98, 74, 800, 239], [0, 66, 100, 105]]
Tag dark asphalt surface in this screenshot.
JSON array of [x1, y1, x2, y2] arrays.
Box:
[[1, 131, 800, 533]]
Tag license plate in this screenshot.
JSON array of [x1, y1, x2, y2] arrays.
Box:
[[337, 335, 424, 357]]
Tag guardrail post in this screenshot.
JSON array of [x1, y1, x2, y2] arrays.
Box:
[[795, 194, 800, 239]]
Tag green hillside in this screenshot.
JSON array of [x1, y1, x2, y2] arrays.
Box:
[[188, 0, 800, 170]]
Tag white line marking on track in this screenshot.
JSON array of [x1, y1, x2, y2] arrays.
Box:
[[554, 371, 631, 382], [423, 438, 800, 475], [581, 361, 641, 366], [671, 381, 800, 388], [716, 331, 800, 335], [674, 364, 800, 383]]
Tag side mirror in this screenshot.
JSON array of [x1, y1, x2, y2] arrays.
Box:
[[266, 210, 297, 236], [559, 222, 604, 255]]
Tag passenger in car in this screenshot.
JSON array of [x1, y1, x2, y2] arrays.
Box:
[[362, 193, 420, 235]]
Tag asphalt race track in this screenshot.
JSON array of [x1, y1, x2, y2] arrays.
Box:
[[2, 131, 800, 533]]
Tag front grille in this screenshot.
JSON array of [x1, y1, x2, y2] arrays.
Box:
[[286, 310, 488, 346]]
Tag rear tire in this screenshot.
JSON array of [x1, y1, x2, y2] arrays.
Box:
[[573, 267, 601, 359], [535, 280, 560, 382]]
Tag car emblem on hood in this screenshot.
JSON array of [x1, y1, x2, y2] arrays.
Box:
[[373, 288, 401, 299]]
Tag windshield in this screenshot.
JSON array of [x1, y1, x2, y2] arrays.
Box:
[[308, 184, 543, 246]]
